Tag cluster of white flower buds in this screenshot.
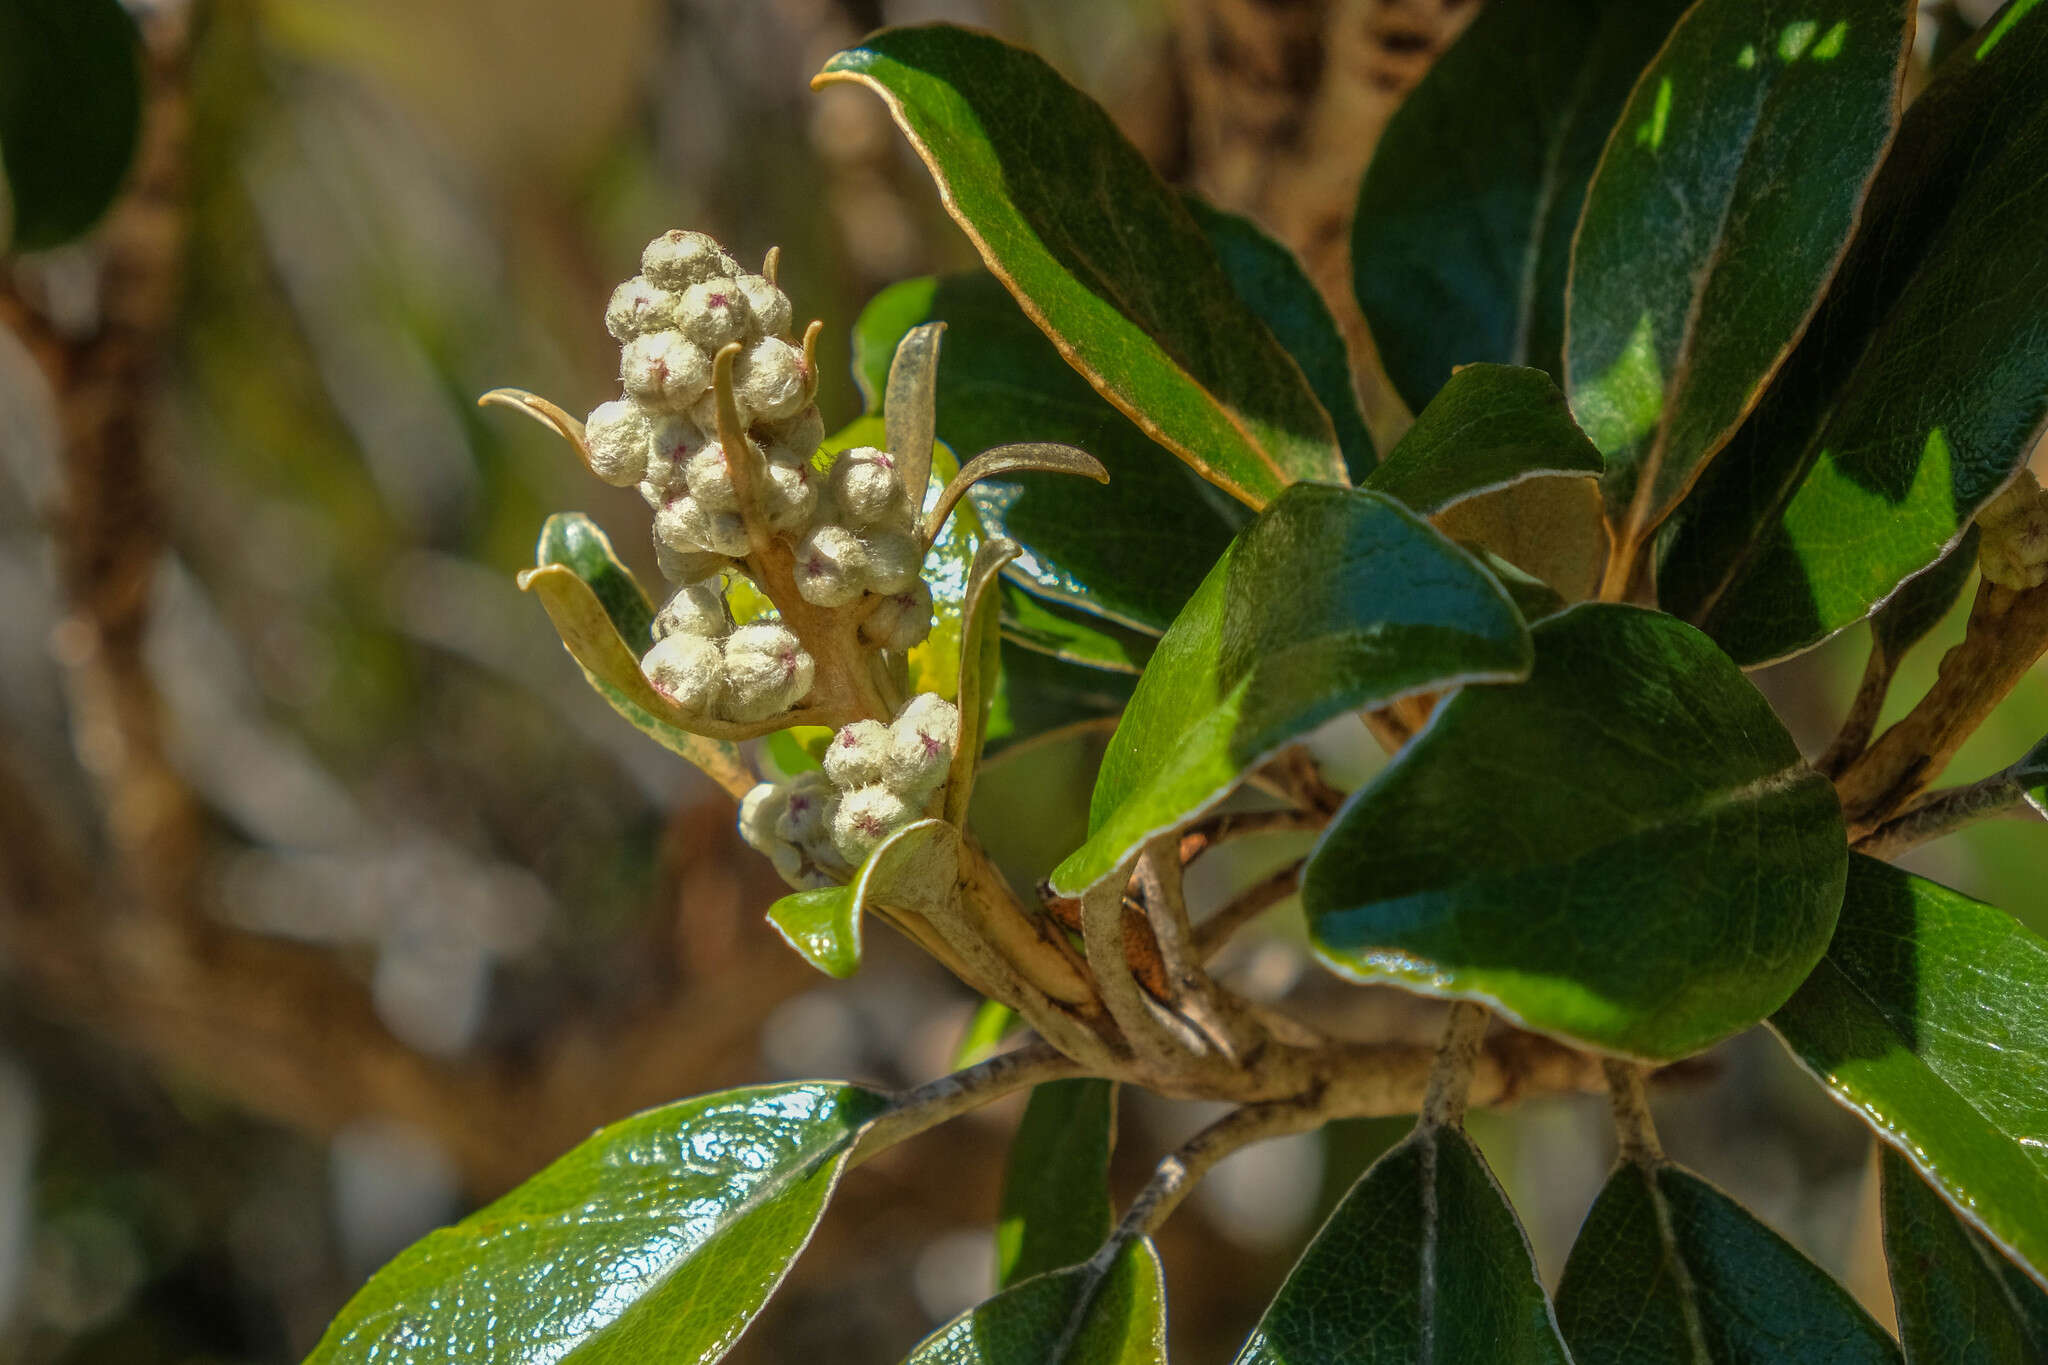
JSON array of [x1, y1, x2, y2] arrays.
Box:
[[739, 693, 960, 888], [573, 230, 937, 725], [1978, 468, 2048, 591]]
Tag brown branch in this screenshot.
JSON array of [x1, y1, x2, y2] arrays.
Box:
[[1852, 772, 2036, 861]]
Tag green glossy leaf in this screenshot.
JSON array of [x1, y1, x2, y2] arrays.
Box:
[[998, 1079, 1117, 1288], [1364, 364, 1601, 515], [1884, 1148, 2048, 1364], [1306, 603, 1846, 1062], [1001, 585, 1150, 675], [1556, 1159, 1900, 1363], [1236, 1123, 1568, 1363], [855, 273, 1244, 633], [1872, 526, 1979, 666], [1185, 194, 1375, 479], [308, 1082, 890, 1364], [907, 1238, 1167, 1365], [765, 818, 963, 980], [0, 0, 140, 251], [1050, 484, 1530, 895], [1772, 856, 2048, 1288], [1569, 0, 1913, 563], [819, 26, 1346, 509], [523, 515, 750, 794], [1658, 0, 2048, 664], [1353, 0, 1692, 412], [765, 888, 862, 979]]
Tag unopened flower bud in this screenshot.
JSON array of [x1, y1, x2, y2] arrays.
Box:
[[656, 495, 750, 558], [683, 442, 742, 513], [653, 582, 730, 642], [642, 633, 726, 714], [605, 276, 678, 341], [860, 581, 934, 652], [761, 409, 824, 464], [738, 782, 806, 885], [733, 336, 810, 423], [832, 783, 912, 865], [822, 719, 891, 790], [887, 693, 957, 795], [773, 770, 836, 845], [862, 528, 924, 595], [722, 621, 814, 721], [622, 331, 712, 409], [761, 460, 818, 531], [642, 230, 739, 290], [655, 540, 726, 584], [793, 525, 870, 607], [828, 446, 913, 529], [583, 400, 649, 487], [737, 273, 793, 337], [676, 279, 753, 352]]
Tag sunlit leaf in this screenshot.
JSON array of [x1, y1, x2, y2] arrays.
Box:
[[907, 1239, 1168, 1365], [1883, 1147, 2048, 1364], [1363, 363, 1601, 515]]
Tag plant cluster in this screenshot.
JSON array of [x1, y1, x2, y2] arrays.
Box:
[[308, 2, 2048, 1362]]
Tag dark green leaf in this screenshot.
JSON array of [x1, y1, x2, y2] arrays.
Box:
[[1353, 0, 1691, 411], [538, 512, 656, 654], [998, 1080, 1117, 1288], [1307, 603, 1846, 1062], [1556, 1159, 1900, 1363], [1570, 0, 1913, 567], [1883, 1147, 2048, 1364], [856, 273, 1245, 633], [307, 1083, 889, 1364], [766, 818, 962, 980], [907, 1238, 1167, 1364], [982, 641, 1135, 757], [1772, 856, 2048, 1287], [1001, 585, 1151, 675], [1185, 194, 1375, 479], [0, 0, 140, 251], [1364, 363, 1601, 515], [818, 26, 1346, 508], [1236, 1124, 1569, 1363], [1658, 0, 2048, 664], [1873, 526, 1979, 666], [1051, 485, 1530, 895]]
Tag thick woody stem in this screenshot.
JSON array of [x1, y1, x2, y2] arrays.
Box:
[[1081, 874, 1204, 1068]]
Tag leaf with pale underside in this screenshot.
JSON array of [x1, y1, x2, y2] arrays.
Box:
[[1772, 856, 2048, 1290], [1049, 484, 1530, 896], [998, 1079, 1117, 1288], [818, 26, 1346, 510], [1555, 1158, 1900, 1363], [1352, 0, 1692, 413], [1306, 603, 1845, 1062], [906, 1239, 1168, 1365], [1657, 0, 2048, 664], [306, 1082, 890, 1365], [1235, 1124, 1569, 1364], [765, 818, 962, 980], [1364, 364, 1601, 515], [1883, 1147, 2048, 1364], [1568, 0, 1914, 570]]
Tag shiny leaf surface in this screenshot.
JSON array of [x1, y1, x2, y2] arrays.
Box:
[[1364, 364, 1601, 514], [1569, 0, 1913, 565], [1883, 1147, 2048, 1364], [1235, 1124, 1569, 1363], [819, 26, 1346, 508], [906, 1239, 1168, 1365], [1556, 1159, 1900, 1363], [0, 0, 140, 250], [1772, 856, 2048, 1287], [1353, 0, 1690, 410], [998, 1079, 1117, 1288], [307, 1083, 889, 1364], [1051, 485, 1530, 895], [1658, 0, 2048, 663], [1001, 585, 1150, 675], [1307, 603, 1846, 1061]]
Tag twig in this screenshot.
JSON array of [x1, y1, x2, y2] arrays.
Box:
[[1081, 874, 1204, 1068], [1816, 641, 1896, 779], [1419, 1001, 1489, 1129], [1852, 772, 2033, 860], [851, 1042, 1077, 1163], [1603, 1059, 1661, 1165], [1177, 808, 1323, 865], [1105, 1097, 1331, 1246]]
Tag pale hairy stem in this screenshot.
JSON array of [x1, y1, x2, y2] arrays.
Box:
[[1852, 772, 2033, 860], [1177, 808, 1325, 865], [1420, 1000, 1490, 1129], [1604, 1058, 1662, 1165], [851, 1042, 1078, 1164], [1107, 1097, 1333, 1246], [1137, 836, 1259, 1060], [1081, 875, 1205, 1070]]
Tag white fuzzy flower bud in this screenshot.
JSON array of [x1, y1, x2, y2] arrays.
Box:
[[605, 276, 678, 341], [642, 633, 726, 714], [652, 582, 729, 642], [655, 495, 749, 558], [641, 230, 739, 290], [832, 783, 913, 865], [683, 442, 742, 513], [760, 460, 818, 531], [722, 621, 814, 721], [886, 694, 957, 795], [655, 540, 726, 584], [732, 336, 810, 423], [675, 279, 753, 352], [822, 719, 891, 790], [737, 782, 806, 885], [583, 400, 648, 487], [828, 446, 914, 529], [860, 581, 934, 652], [861, 528, 924, 595], [622, 331, 712, 409], [737, 273, 793, 338], [760, 409, 824, 464], [793, 525, 870, 607], [773, 770, 835, 846]]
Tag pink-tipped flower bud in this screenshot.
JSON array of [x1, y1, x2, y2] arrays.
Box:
[[652, 582, 730, 642], [732, 336, 810, 423], [861, 528, 924, 595], [641, 633, 726, 715], [761, 409, 825, 467], [655, 540, 726, 585], [605, 276, 678, 341], [886, 693, 958, 795], [722, 621, 814, 722], [583, 399, 649, 487], [683, 442, 742, 513], [641, 230, 739, 290], [761, 460, 818, 531], [828, 446, 914, 529], [622, 331, 712, 410], [831, 784, 912, 865], [793, 525, 870, 608], [822, 719, 891, 790], [773, 770, 836, 846], [737, 273, 793, 338], [859, 581, 934, 652], [655, 494, 750, 559], [676, 278, 754, 352]]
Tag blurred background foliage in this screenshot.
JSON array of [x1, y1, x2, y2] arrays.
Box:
[[0, 1, 2036, 1362]]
